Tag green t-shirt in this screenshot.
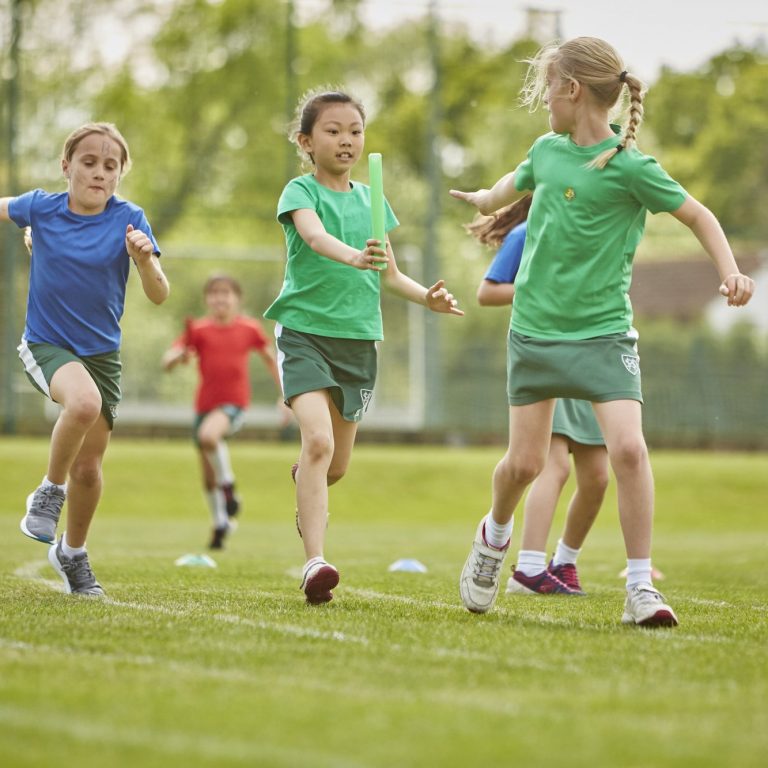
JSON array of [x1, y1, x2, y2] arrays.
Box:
[[264, 174, 399, 340], [512, 130, 687, 340]]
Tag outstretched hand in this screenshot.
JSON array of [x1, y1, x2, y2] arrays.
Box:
[[125, 224, 155, 264], [426, 279, 464, 316], [449, 188, 490, 212], [718, 273, 754, 307]]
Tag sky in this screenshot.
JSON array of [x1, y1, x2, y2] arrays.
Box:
[[359, 0, 768, 83]]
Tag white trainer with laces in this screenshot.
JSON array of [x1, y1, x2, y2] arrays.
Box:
[[459, 520, 509, 614], [622, 583, 678, 627]]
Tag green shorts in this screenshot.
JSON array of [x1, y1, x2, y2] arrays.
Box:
[[193, 405, 244, 445], [552, 398, 605, 446], [275, 325, 377, 422], [507, 330, 643, 405], [18, 338, 122, 429]]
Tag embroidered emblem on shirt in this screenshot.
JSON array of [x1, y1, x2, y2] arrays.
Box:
[[564, 187, 576, 201], [621, 355, 640, 376]]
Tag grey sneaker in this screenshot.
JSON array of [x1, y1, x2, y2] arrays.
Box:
[[621, 583, 678, 627], [459, 520, 509, 614], [48, 537, 105, 596], [21, 483, 66, 543]]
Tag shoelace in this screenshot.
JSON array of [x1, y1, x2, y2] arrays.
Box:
[[553, 564, 579, 589], [474, 551, 503, 585], [32, 487, 64, 520], [61, 553, 98, 589]]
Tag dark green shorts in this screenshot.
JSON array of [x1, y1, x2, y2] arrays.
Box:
[[18, 338, 122, 429], [275, 325, 377, 422], [507, 330, 643, 405], [552, 398, 605, 446]]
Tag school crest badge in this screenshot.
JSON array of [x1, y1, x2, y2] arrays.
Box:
[[621, 355, 640, 376]]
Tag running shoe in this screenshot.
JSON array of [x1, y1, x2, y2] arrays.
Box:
[[506, 567, 582, 595], [622, 583, 678, 627], [548, 560, 586, 595], [459, 520, 509, 613], [48, 537, 105, 596], [300, 556, 339, 605], [21, 483, 66, 544]]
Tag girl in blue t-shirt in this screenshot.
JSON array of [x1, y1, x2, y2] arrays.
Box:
[[0, 122, 169, 596], [270, 88, 464, 605], [451, 37, 754, 628]]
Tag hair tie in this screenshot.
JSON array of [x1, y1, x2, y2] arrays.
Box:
[[619, 70, 628, 83], [615, 144, 624, 153]]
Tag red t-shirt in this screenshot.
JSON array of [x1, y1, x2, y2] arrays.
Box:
[[180, 316, 269, 413]]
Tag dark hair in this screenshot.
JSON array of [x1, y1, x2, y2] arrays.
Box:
[[289, 87, 366, 166], [203, 273, 242, 297], [465, 194, 532, 248]]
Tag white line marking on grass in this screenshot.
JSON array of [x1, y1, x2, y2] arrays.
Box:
[[343, 586, 464, 612]]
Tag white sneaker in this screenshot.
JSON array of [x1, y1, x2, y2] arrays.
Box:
[[300, 557, 339, 605], [459, 520, 509, 613], [622, 583, 678, 627]]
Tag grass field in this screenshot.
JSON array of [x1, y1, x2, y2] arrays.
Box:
[[1, 436, 766, 767]]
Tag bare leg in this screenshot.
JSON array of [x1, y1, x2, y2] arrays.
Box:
[[519, 435, 571, 552], [560, 442, 609, 549], [64, 415, 111, 548], [47, 362, 103, 484], [490, 400, 555, 525], [592, 400, 653, 559], [290, 390, 358, 562]]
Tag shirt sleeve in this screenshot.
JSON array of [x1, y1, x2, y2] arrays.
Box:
[[513, 142, 539, 192], [628, 155, 687, 214], [383, 197, 400, 234], [7, 189, 41, 228], [247, 319, 268, 351], [483, 224, 526, 283], [277, 177, 317, 225]]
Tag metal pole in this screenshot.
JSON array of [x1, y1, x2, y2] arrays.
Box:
[[2, 0, 22, 434], [284, 0, 297, 183], [423, 0, 442, 430]]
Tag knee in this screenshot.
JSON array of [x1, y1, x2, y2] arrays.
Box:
[[609, 438, 648, 473], [64, 391, 102, 428], [497, 453, 544, 487], [301, 430, 334, 467], [69, 458, 102, 488], [197, 432, 217, 452]]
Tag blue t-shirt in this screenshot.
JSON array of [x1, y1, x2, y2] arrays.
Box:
[[483, 222, 526, 284], [9, 190, 160, 356]]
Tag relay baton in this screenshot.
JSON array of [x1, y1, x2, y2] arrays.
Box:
[[368, 152, 387, 270]]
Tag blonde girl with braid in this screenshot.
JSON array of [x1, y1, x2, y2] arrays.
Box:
[[451, 37, 754, 627]]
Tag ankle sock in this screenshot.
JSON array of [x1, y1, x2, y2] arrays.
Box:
[[516, 550, 547, 577], [625, 558, 652, 589], [61, 532, 85, 558], [553, 539, 580, 567], [483, 513, 512, 549]]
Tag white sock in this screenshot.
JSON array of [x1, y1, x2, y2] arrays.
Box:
[[42, 475, 67, 494], [516, 550, 547, 576], [206, 489, 228, 528], [553, 539, 580, 567], [625, 558, 652, 589], [61, 531, 85, 558], [483, 512, 512, 549], [205, 442, 234, 486]]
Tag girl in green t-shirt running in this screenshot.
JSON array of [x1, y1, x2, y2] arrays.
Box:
[[267, 88, 464, 605], [450, 37, 754, 628]]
